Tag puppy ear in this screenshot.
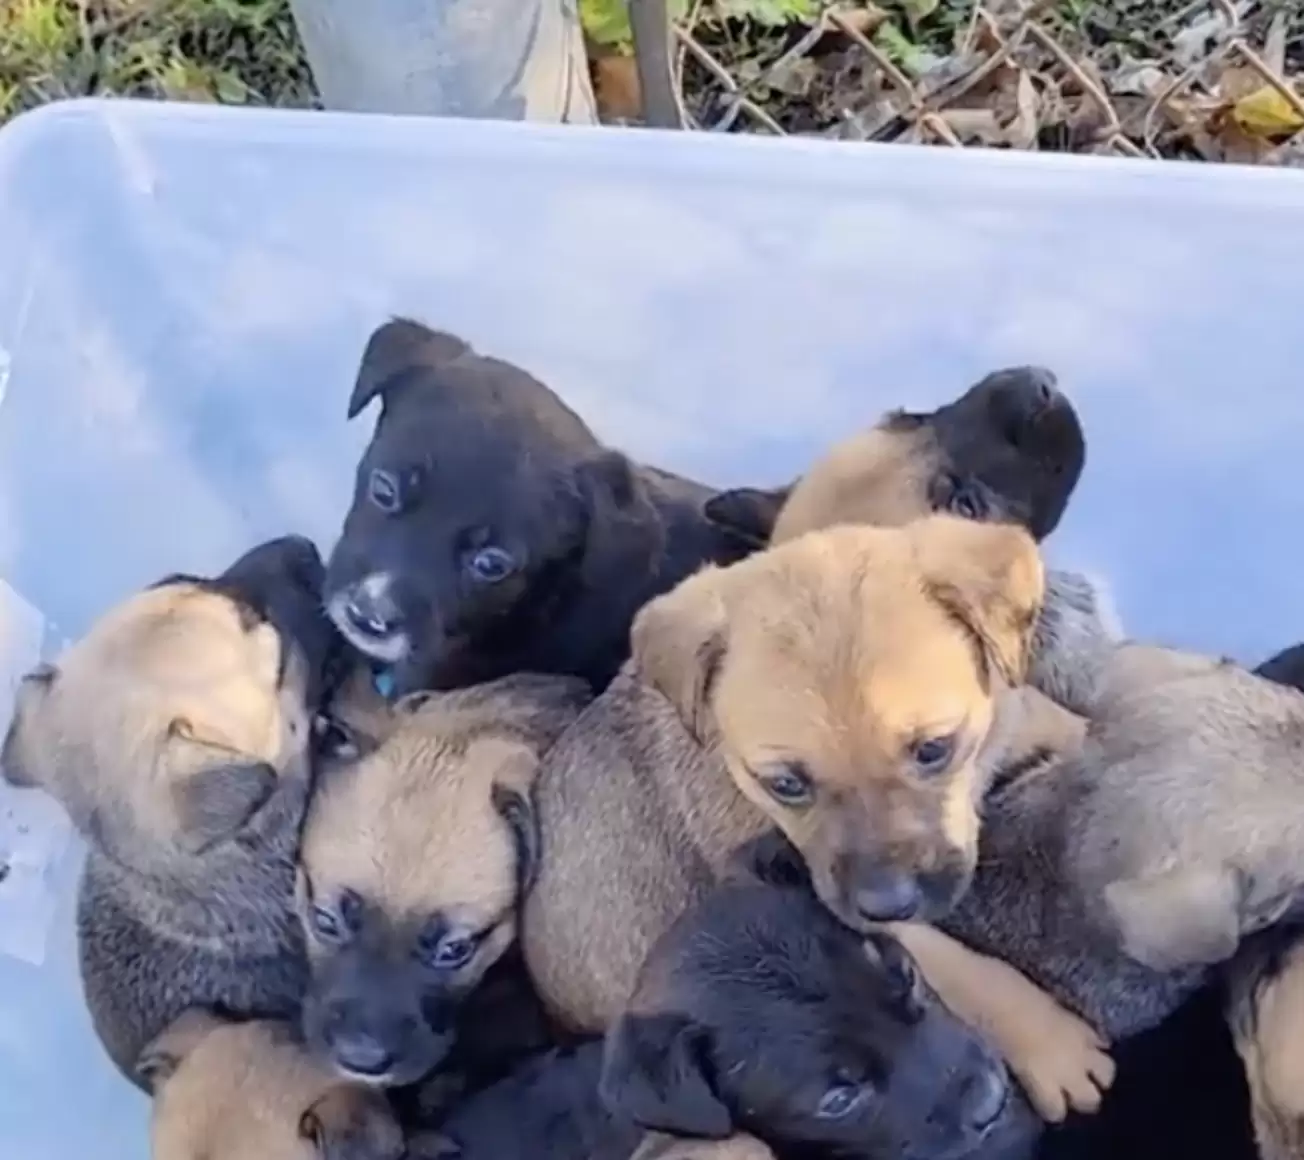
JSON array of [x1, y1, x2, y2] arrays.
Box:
[[1255, 641, 1304, 693], [299, 1085, 406, 1160], [600, 1013, 733, 1139], [703, 486, 790, 550], [630, 567, 731, 742], [135, 1007, 225, 1092], [493, 781, 541, 896], [1, 662, 57, 788], [728, 828, 811, 891], [166, 720, 278, 852], [915, 516, 1045, 686], [348, 317, 470, 420]]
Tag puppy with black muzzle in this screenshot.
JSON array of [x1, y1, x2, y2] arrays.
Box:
[[523, 515, 1113, 1123], [703, 364, 1085, 550], [0, 535, 336, 1084], [297, 672, 591, 1089], [139, 1009, 406, 1160], [602, 834, 1039, 1160], [323, 317, 766, 698], [706, 366, 1111, 718], [430, 834, 1035, 1160]]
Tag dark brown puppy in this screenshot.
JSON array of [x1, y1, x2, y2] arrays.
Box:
[[704, 365, 1085, 551], [523, 517, 1112, 1122], [297, 672, 590, 1088], [432, 836, 1037, 1160], [323, 317, 766, 697], [0, 535, 335, 1085], [140, 1009, 405, 1160]]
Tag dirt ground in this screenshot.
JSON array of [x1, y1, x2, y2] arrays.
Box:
[[1, 0, 1301, 165]]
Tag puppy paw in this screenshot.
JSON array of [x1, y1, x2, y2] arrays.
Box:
[[1029, 568, 1122, 716], [1003, 996, 1115, 1122]]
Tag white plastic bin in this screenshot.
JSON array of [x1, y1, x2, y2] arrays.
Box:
[[0, 97, 1303, 1157]]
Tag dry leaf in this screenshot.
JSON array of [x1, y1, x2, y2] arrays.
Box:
[[1231, 85, 1304, 140], [1006, 69, 1039, 150], [937, 107, 1005, 144], [1108, 59, 1168, 99]]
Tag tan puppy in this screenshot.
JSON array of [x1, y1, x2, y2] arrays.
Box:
[[0, 535, 334, 1083], [140, 1010, 405, 1160], [1061, 643, 1304, 974], [1227, 924, 1304, 1160], [297, 673, 591, 1088], [630, 1136, 776, 1160], [523, 517, 1109, 1120]]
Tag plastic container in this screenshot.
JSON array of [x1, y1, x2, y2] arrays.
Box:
[[1, 97, 1303, 1156]]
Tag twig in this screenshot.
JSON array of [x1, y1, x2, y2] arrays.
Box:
[[826, 8, 917, 99], [674, 27, 787, 134], [1025, 21, 1121, 135]]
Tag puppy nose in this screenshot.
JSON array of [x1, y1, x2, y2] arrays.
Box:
[[991, 365, 1059, 423], [959, 1065, 1009, 1131], [328, 1031, 394, 1078], [345, 577, 403, 638], [855, 871, 922, 923]]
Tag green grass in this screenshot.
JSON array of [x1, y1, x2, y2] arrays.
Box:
[[0, 0, 315, 124]]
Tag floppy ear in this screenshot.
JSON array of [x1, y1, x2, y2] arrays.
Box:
[[299, 1084, 406, 1160], [600, 1013, 733, 1139], [915, 516, 1045, 686], [134, 1007, 226, 1092], [348, 317, 470, 420], [630, 567, 732, 742], [577, 450, 659, 528], [166, 720, 278, 853], [703, 486, 790, 550], [728, 828, 811, 891], [493, 780, 541, 897], [1, 662, 57, 788]]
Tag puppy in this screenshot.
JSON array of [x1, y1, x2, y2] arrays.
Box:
[[1218, 646, 1304, 1160], [0, 535, 334, 1084], [1050, 643, 1304, 976], [297, 672, 590, 1088], [523, 516, 1111, 1121], [140, 1009, 405, 1160], [703, 364, 1085, 549], [323, 317, 766, 697], [434, 836, 1036, 1160]]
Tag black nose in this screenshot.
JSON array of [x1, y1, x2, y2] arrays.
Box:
[[855, 872, 922, 923], [959, 1065, 1009, 1131], [989, 364, 1059, 421], [345, 584, 403, 639], [328, 1031, 394, 1078]]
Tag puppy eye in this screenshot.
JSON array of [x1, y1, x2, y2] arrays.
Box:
[[816, 1083, 867, 1120], [933, 473, 990, 521], [311, 905, 343, 942], [421, 930, 481, 971], [466, 546, 516, 585], [312, 714, 359, 761], [757, 762, 814, 808], [910, 735, 955, 775], [368, 469, 403, 515]]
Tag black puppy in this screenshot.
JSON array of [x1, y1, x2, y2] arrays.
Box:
[[423, 835, 1036, 1160], [703, 365, 1085, 549], [324, 318, 763, 697]]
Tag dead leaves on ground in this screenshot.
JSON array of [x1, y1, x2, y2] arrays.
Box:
[[628, 0, 1304, 166]]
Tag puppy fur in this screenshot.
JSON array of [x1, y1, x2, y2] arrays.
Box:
[[435, 836, 1036, 1160], [0, 535, 335, 1084], [522, 517, 1114, 1121], [140, 1010, 405, 1160], [601, 833, 1040, 1160], [704, 364, 1085, 550], [1220, 646, 1304, 1160], [298, 672, 591, 1088], [323, 317, 767, 697]]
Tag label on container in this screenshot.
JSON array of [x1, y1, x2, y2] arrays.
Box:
[[0, 579, 74, 967]]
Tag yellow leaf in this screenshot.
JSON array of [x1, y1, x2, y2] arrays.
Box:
[[1231, 85, 1304, 139]]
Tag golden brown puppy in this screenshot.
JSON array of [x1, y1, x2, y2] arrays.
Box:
[[1227, 923, 1304, 1160], [140, 1009, 405, 1160], [297, 672, 591, 1088], [0, 535, 335, 1083], [523, 516, 1110, 1121], [629, 1135, 775, 1160]]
